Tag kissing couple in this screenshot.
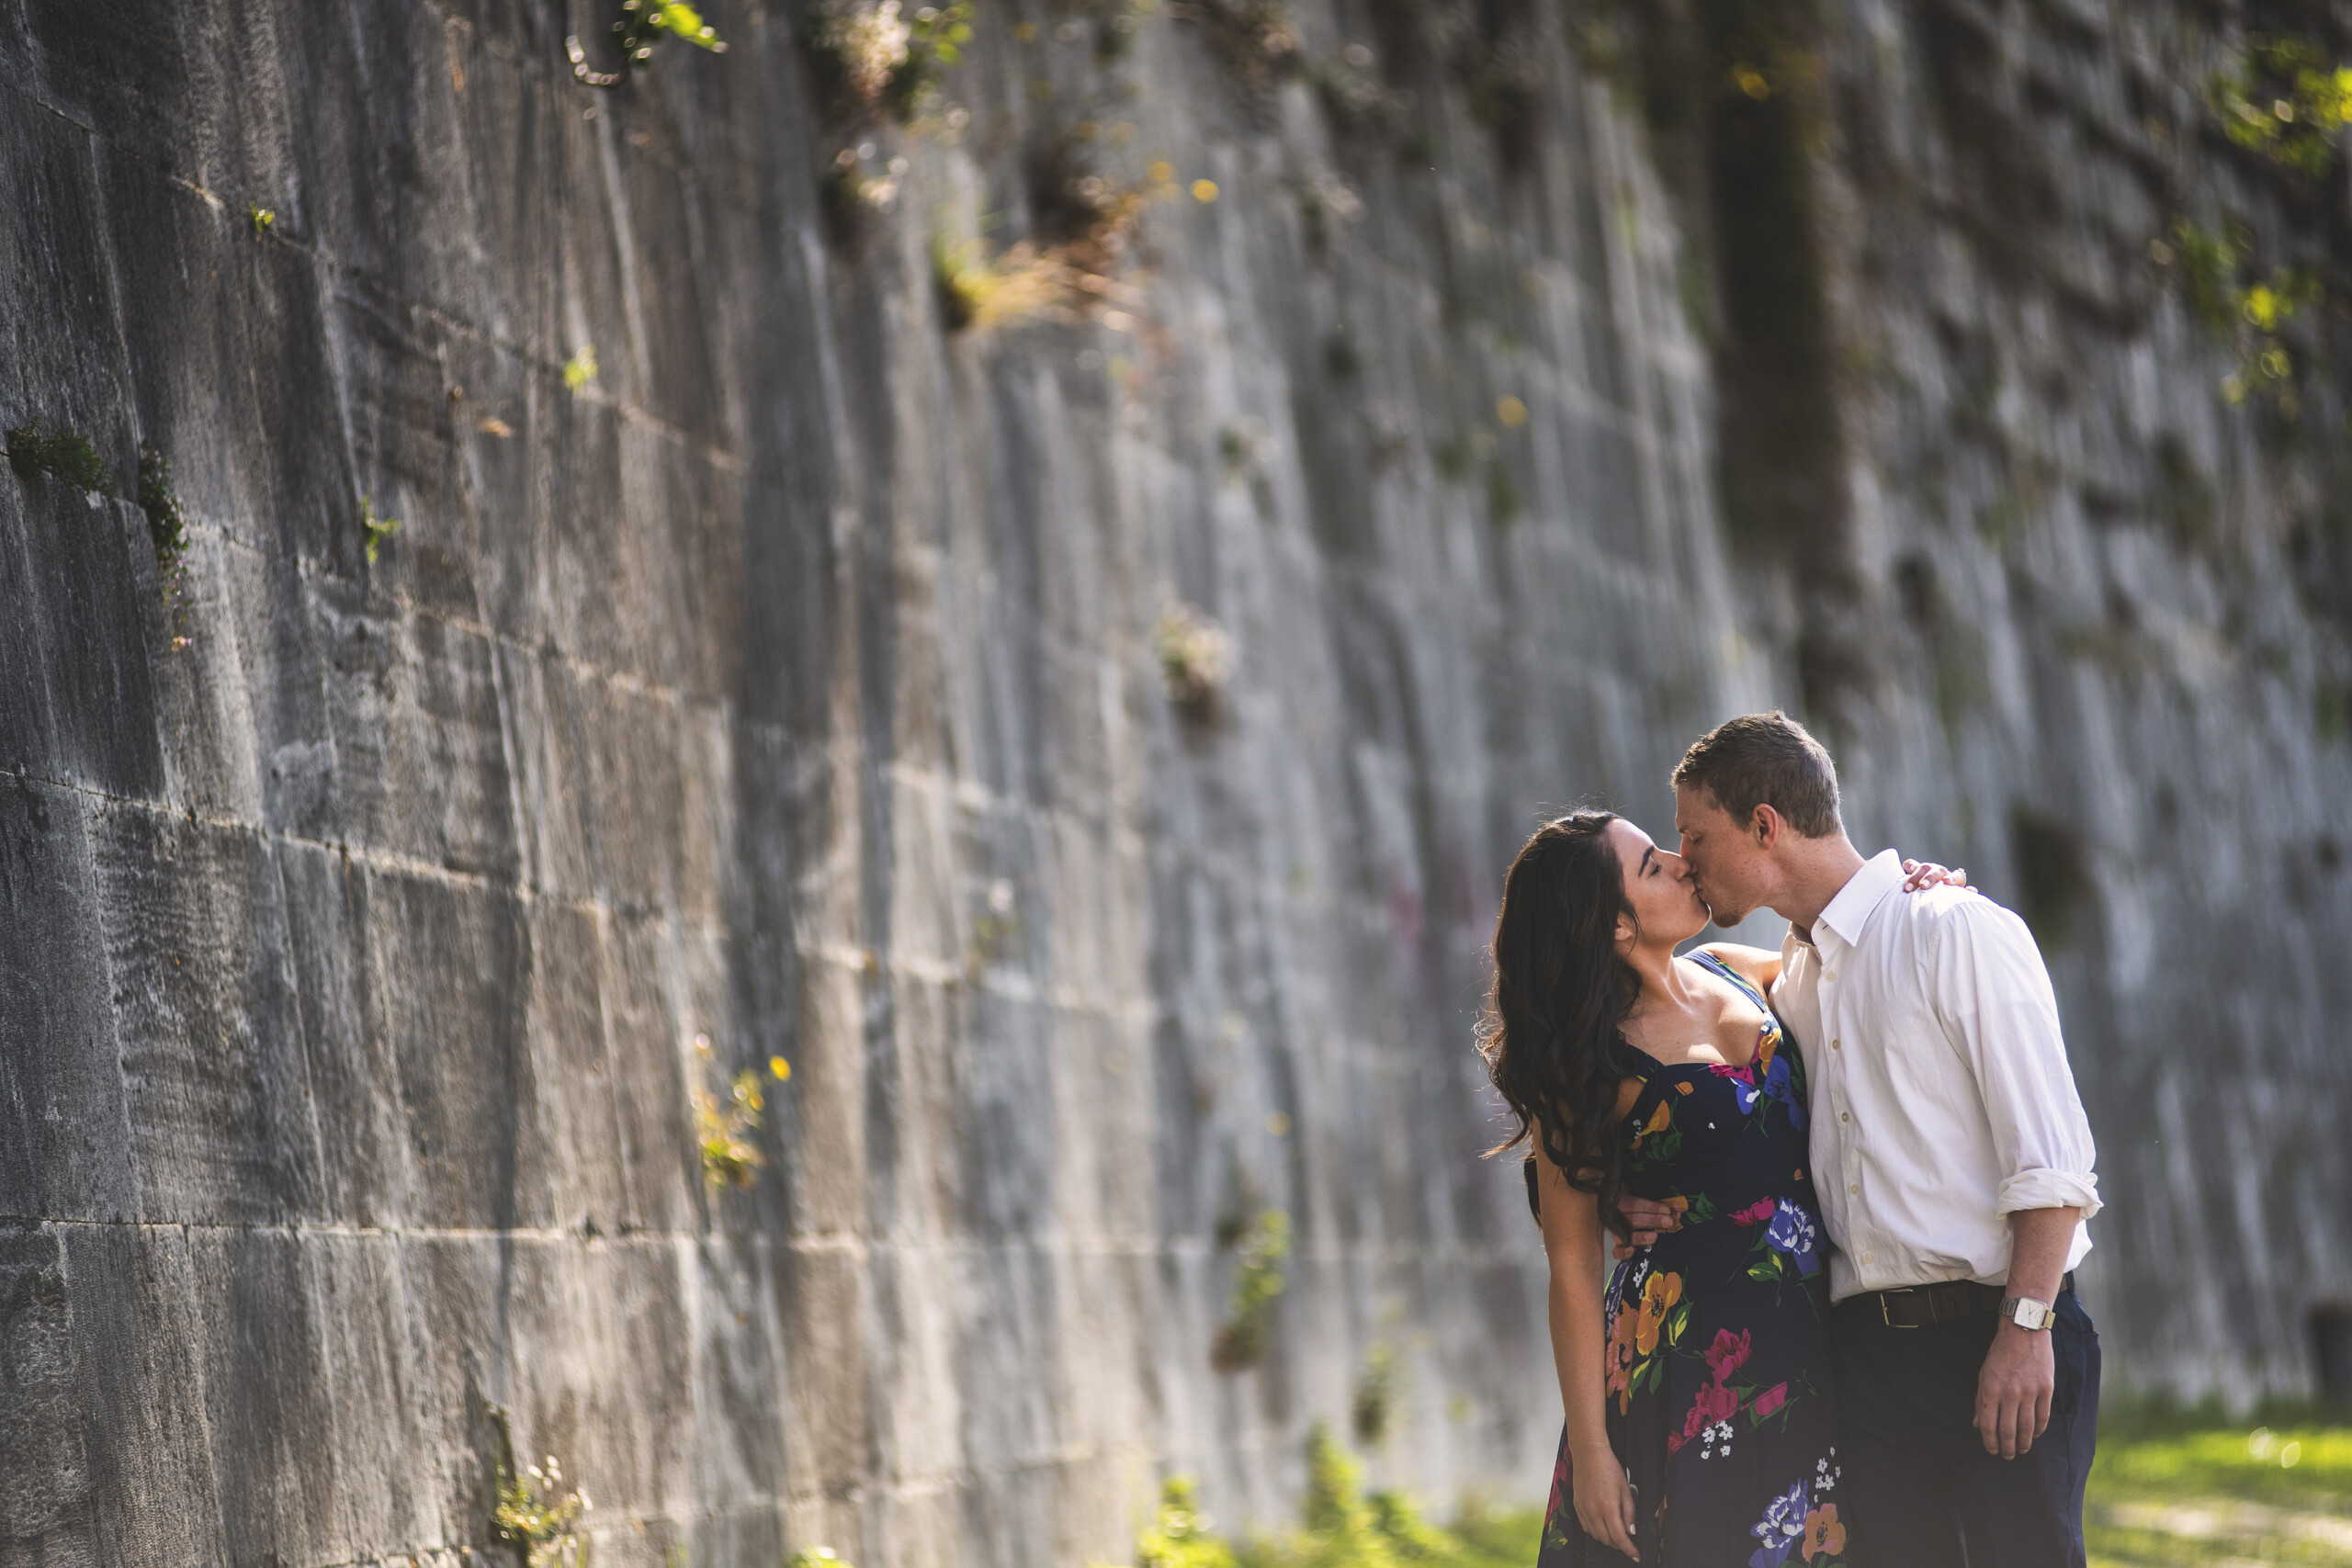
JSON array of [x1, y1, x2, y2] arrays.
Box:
[[1484, 712, 2101, 1568]]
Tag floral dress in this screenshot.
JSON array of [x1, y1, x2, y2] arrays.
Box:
[[1532, 952, 1849, 1568]]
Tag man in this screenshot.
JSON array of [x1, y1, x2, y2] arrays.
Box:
[[1624, 711, 2101, 1567]]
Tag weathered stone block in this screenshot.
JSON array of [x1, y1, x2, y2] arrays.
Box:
[[59, 1224, 231, 1568], [89, 805, 322, 1226], [0, 779, 134, 1223], [0, 1227, 102, 1567]]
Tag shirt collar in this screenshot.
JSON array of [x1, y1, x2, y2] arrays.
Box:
[[1815, 848, 1906, 949]]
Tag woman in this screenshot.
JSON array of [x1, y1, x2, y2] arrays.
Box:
[[1482, 811, 1956, 1566]]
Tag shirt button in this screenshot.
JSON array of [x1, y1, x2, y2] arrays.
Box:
[[1824, 970, 1837, 982], [1862, 1251, 1873, 1263], [1849, 1183, 1859, 1194], [1840, 1111, 1850, 1122], [1831, 1037, 1841, 1050]]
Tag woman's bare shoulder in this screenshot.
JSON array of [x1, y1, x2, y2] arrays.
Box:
[[1690, 942, 1782, 990]]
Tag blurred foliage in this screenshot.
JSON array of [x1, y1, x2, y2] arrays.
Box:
[[889, 1, 973, 117], [1353, 1343, 1405, 1447], [1158, 601, 1235, 733], [571, 0, 725, 88], [1138, 1478, 1242, 1568], [2208, 35, 2352, 177], [360, 495, 401, 566], [931, 141, 1150, 332], [1114, 1434, 1542, 1568], [813, 0, 967, 118], [694, 1035, 789, 1191], [1210, 1208, 1290, 1371], [1181, 0, 1303, 96], [1237, 1427, 1541, 1568], [494, 1452, 591, 1567], [2154, 220, 2319, 415]]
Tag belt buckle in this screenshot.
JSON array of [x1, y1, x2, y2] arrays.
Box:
[[1880, 1287, 1917, 1329]]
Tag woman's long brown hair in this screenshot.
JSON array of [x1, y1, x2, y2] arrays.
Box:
[[1479, 811, 1646, 1237]]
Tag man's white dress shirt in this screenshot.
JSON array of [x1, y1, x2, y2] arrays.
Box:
[[1773, 849, 2100, 1303]]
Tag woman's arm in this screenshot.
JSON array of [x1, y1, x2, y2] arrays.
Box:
[[1695, 942, 1782, 990], [1533, 1140, 1641, 1559]]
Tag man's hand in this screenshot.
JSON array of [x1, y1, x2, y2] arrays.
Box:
[[1975, 1322, 2054, 1459], [1609, 1196, 1682, 1260]]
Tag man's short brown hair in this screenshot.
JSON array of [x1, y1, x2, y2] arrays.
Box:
[[1671, 711, 1843, 839]]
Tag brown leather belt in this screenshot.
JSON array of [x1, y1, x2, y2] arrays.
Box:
[[1866, 1280, 2005, 1328]]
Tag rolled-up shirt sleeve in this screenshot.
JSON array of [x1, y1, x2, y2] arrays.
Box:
[[1929, 899, 2103, 1221]]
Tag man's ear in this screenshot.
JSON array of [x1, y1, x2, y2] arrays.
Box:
[[1750, 803, 1783, 850]]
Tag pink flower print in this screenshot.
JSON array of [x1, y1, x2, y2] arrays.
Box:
[[1705, 1328, 1753, 1383], [1695, 1379, 1740, 1426], [1753, 1382, 1789, 1419], [1731, 1198, 1778, 1227]]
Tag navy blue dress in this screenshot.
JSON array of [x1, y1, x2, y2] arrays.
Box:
[[1532, 953, 1850, 1568]]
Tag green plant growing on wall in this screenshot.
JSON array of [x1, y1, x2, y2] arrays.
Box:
[[1181, 0, 1302, 96], [493, 1451, 593, 1567], [1158, 601, 1234, 731], [813, 0, 966, 117], [789, 1551, 854, 1568], [967, 877, 1024, 975], [1209, 1207, 1289, 1371], [931, 152, 1152, 333], [1136, 1479, 1238, 1568], [137, 442, 186, 564], [1486, 458, 1521, 529], [6, 421, 114, 497], [693, 1034, 789, 1190], [248, 206, 277, 238], [1351, 1342, 1404, 1447], [570, 0, 727, 88], [885, 1, 973, 117], [814, 0, 911, 103], [2208, 36, 2352, 176], [824, 146, 905, 218], [2153, 220, 2317, 415], [361, 495, 401, 564], [137, 440, 191, 615], [933, 237, 1068, 331], [563, 347, 599, 393]]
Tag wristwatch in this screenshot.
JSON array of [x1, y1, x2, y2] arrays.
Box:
[[1999, 1294, 2055, 1331]]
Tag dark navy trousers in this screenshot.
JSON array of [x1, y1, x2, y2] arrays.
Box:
[[1830, 1288, 2099, 1568]]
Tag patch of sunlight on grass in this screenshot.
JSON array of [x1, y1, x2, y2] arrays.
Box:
[[2088, 1398, 2352, 1568]]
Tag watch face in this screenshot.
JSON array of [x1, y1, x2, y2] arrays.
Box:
[[2004, 1296, 2052, 1330]]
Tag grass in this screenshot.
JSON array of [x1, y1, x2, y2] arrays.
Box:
[[1127, 1427, 1542, 1568], [2089, 1399, 2352, 1567]]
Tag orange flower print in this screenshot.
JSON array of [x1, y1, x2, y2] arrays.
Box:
[[1604, 1306, 1638, 1413], [1634, 1269, 1682, 1356], [1803, 1503, 1845, 1561], [1754, 1029, 1778, 1076], [1632, 1100, 1670, 1146]]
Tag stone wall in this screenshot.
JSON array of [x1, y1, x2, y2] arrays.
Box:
[[0, 1, 2346, 1565]]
